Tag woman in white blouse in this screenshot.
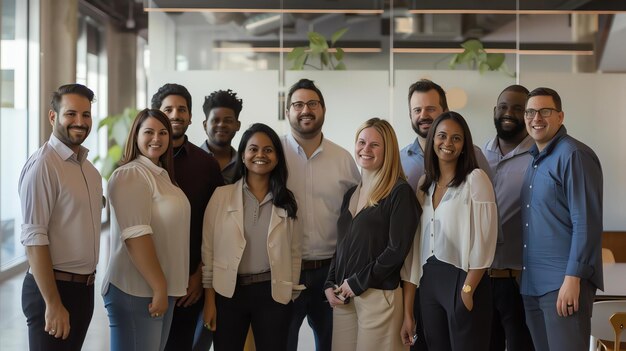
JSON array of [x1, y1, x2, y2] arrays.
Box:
[[401, 111, 497, 350], [102, 109, 191, 351], [201, 123, 300, 351]]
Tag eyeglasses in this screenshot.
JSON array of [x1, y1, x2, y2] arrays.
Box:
[[290, 100, 320, 111], [524, 108, 560, 120]]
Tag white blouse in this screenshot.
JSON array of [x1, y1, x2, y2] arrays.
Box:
[[402, 168, 497, 286], [102, 156, 191, 297]]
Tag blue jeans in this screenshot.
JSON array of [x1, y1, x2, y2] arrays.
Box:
[[287, 265, 333, 351], [103, 284, 176, 351]]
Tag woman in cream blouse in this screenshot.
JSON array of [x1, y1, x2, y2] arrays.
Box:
[[402, 111, 497, 350], [201, 123, 300, 351], [102, 109, 191, 351]]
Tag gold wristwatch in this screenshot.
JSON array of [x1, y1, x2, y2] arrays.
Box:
[[462, 284, 472, 294]]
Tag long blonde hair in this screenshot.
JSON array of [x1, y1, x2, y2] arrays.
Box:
[[355, 118, 406, 207]]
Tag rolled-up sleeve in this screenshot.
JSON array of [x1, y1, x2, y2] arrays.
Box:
[[19, 160, 56, 246], [108, 166, 154, 241], [468, 169, 498, 269]]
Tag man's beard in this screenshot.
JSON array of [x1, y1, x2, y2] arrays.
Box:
[[494, 117, 525, 141]]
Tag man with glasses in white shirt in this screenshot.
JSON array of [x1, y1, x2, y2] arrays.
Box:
[[282, 79, 360, 351]]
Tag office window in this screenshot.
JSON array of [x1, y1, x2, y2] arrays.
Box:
[[1, 0, 35, 271]]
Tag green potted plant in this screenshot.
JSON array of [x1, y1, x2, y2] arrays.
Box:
[[449, 39, 514, 77], [287, 28, 348, 70], [94, 108, 137, 179]]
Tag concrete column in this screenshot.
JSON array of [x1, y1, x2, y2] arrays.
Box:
[[572, 14, 598, 73], [107, 23, 137, 115], [39, 0, 78, 143]]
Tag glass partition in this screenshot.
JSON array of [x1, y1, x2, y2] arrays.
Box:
[[146, 2, 626, 230]]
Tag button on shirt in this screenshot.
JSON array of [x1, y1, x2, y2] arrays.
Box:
[[520, 126, 603, 296], [403, 169, 497, 286], [239, 183, 273, 274], [401, 138, 494, 192], [103, 156, 191, 297], [19, 134, 103, 274], [483, 135, 533, 270], [281, 134, 360, 260]]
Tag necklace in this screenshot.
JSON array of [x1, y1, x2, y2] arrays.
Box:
[[436, 179, 450, 189]]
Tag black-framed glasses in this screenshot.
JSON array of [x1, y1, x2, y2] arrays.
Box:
[[524, 108, 560, 120], [290, 100, 320, 111]]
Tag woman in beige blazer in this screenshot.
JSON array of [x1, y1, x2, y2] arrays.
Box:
[[201, 123, 300, 351]]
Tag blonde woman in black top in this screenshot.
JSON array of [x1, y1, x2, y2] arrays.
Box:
[[324, 118, 421, 351]]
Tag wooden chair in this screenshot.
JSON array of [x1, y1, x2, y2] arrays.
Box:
[[603, 248, 616, 264], [611, 312, 626, 351], [592, 301, 626, 351]]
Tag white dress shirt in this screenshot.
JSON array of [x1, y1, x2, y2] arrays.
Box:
[[19, 134, 103, 274], [102, 156, 190, 297], [403, 169, 497, 286], [281, 134, 360, 260]]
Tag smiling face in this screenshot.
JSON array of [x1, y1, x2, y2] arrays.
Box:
[[525, 95, 564, 151], [355, 127, 385, 172], [493, 90, 527, 141], [409, 89, 445, 139], [49, 93, 92, 153], [159, 94, 191, 142], [204, 107, 241, 147], [285, 88, 325, 139], [137, 116, 170, 165], [433, 119, 464, 166], [243, 132, 278, 178]]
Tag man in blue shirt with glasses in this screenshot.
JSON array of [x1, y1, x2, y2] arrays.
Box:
[[520, 87, 603, 351]]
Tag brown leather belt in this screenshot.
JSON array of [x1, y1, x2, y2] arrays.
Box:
[[302, 258, 332, 271], [488, 268, 521, 279], [237, 271, 272, 286], [53, 270, 96, 286]]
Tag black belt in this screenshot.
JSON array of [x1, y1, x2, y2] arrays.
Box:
[[488, 268, 521, 279], [302, 258, 332, 270], [237, 271, 272, 286]]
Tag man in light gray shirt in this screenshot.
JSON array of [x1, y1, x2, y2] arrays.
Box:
[[482, 85, 534, 351], [19, 84, 102, 350], [282, 79, 360, 351]]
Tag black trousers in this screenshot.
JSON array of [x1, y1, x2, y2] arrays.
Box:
[[214, 281, 293, 351], [164, 295, 205, 351], [489, 277, 534, 351], [22, 272, 94, 351], [410, 288, 429, 351], [419, 257, 492, 351]]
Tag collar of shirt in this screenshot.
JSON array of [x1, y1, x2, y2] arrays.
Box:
[[286, 133, 325, 158], [485, 135, 534, 161], [529, 125, 568, 160], [136, 155, 168, 176], [202, 140, 238, 167], [49, 134, 89, 163], [406, 137, 424, 157], [242, 178, 273, 206]]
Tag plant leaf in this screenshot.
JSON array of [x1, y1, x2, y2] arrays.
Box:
[[479, 62, 490, 74], [112, 120, 129, 146], [331, 28, 348, 46], [461, 39, 484, 51], [486, 53, 505, 70], [335, 62, 346, 70], [287, 47, 305, 61], [321, 52, 329, 68], [308, 32, 326, 47], [292, 52, 307, 70], [334, 47, 345, 61]]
